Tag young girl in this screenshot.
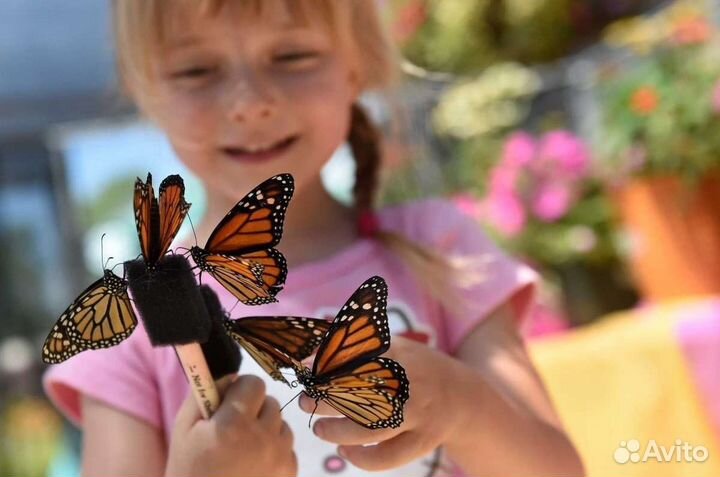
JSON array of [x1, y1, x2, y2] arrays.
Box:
[[44, 1, 584, 476]]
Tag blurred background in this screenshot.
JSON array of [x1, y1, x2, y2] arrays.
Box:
[[2, 0, 720, 475]]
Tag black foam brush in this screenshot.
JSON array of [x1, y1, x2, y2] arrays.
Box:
[[125, 254, 220, 418]]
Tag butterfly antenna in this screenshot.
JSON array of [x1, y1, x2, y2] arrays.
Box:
[[100, 233, 111, 270], [109, 261, 124, 275], [187, 214, 199, 247], [279, 390, 304, 413], [228, 299, 240, 315]]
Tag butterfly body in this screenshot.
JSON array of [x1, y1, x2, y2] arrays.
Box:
[[42, 269, 137, 364]]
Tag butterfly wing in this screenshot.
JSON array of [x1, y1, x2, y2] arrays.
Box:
[[226, 329, 291, 383], [157, 174, 190, 259], [133, 173, 160, 265], [42, 271, 138, 364], [195, 251, 276, 305], [312, 276, 390, 378], [311, 357, 409, 429], [229, 316, 330, 360], [224, 316, 329, 384], [238, 248, 287, 297], [204, 174, 294, 255]]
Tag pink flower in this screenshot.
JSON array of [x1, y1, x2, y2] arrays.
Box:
[[531, 181, 573, 222], [488, 164, 521, 194], [501, 132, 536, 168], [482, 190, 526, 236], [537, 130, 590, 178], [712, 78, 720, 114], [452, 193, 483, 220]]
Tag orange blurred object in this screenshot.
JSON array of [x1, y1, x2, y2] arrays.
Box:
[[629, 86, 660, 116], [614, 172, 720, 301], [671, 16, 712, 45]]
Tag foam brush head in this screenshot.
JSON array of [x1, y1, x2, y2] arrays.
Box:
[[125, 254, 211, 346]]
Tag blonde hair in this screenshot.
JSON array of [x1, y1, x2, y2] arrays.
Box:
[[112, 0, 473, 314], [113, 0, 397, 103]]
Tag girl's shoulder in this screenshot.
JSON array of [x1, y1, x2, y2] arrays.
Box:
[[377, 197, 495, 252]]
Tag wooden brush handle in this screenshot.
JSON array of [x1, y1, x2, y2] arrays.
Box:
[[175, 343, 220, 419]]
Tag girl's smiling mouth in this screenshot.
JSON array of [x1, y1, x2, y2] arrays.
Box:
[[221, 135, 298, 162]]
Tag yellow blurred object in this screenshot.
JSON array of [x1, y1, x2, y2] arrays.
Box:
[[530, 304, 720, 477], [602, 0, 713, 53], [1, 397, 62, 477]]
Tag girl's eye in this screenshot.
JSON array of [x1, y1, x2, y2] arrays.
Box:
[[171, 66, 216, 79], [273, 51, 319, 63]]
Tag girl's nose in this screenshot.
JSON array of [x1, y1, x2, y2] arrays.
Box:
[[226, 78, 277, 122]]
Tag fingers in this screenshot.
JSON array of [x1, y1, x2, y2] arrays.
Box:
[[298, 394, 343, 417], [215, 374, 238, 396], [258, 397, 283, 433], [340, 431, 425, 472], [214, 375, 266, 424], [312, 417, 400, 446], [279, 421, 294, 447], [173, 386, 205, 431]]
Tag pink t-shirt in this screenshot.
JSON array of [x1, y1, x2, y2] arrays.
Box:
[[43, 199, 536, 477]]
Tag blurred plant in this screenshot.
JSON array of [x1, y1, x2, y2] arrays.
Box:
[[385, 0, 664, 74], [482, 131, 590, 234], [466, 130, 619, 266], [433, 63, 541, 139], [0, 397, 62, 477], [598, 0, 720, 181]]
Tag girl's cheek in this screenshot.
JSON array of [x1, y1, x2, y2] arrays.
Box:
[[156, 94, 219, 142]]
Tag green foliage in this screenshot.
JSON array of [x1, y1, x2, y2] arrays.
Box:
[[402, 0, 577, 74], [597, 6, 720, 179]]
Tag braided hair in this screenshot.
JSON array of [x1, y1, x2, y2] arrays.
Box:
[[346, 103, 478, 313]]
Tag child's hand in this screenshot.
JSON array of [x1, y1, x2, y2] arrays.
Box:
[[299, 336, 475, 472], [166, 375, 297, 477]]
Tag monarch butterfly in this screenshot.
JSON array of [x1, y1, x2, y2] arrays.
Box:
[[134, 173, 191, 271], [223, 316, 330, 385], [292, 276, 410, 429], [42, 269, 137, 363], [190, 174, 293, 305]]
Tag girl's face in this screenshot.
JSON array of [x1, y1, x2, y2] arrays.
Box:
[[145, 2, 360, 202]]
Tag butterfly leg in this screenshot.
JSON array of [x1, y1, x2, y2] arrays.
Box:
[[307, 398, 320, 429]]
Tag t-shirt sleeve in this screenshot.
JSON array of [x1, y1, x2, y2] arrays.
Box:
[[383, 199, 538, 353], [42, 322, 162, 429]]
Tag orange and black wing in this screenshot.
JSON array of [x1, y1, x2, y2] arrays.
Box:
[[312, 276, 390, 378], [133, 173, 158, 264], [196, 251, 276, 305], [204, 174, 294, 255], [157, 174, 190, 259], [312, 357, 409, 429], [42, 270, 137, 364], [228, 316, 330, 361], [134, 173, 190, 267], [237, 248, 287, 297], [224, 316, 330, 384]]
